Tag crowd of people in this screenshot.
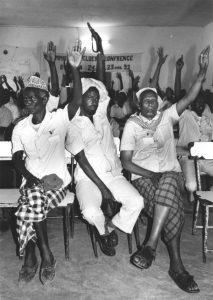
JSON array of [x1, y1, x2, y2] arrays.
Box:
[[0, 23, 212, 294]]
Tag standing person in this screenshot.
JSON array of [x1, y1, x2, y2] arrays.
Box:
[[11, 41, 85, 285], [66, 77, 143, 256], [120, 46, 210, 293]]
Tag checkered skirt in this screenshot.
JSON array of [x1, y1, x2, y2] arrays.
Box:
[[15, 186, 67, 256], [132, 172, 184, 243]]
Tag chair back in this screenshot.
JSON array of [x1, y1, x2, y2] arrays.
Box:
[[0, 141, 12, 160], [189, 142, 213, 191]]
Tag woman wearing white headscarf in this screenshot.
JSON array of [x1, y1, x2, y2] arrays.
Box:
[[120, 46, 210, 294]]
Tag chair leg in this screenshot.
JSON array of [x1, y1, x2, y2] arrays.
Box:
[[134, 219, 140, 250], [70, 203, 75, 239], [127, 233, 132, 254], [192, 197, 200, 235], [64, 205, 71, 260], [202, 205, 208, 263], [88, 225, 98, 258]]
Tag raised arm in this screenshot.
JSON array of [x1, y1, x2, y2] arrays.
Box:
[[2, 75, 14, 92], [17, 76, 25, 89], [116, 72, 124, 90], [174, 55, 184, 101], [66, 40, 86, 120], [43, 41, 59, 97], [176, 46, 210, 116], [149, 47, 168, 88], [13, 76, 20, 93], [87, 23, 106, 83]]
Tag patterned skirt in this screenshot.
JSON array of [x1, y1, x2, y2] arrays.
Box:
[[132, 171, 184, 243], [15, 186, 67, 256]]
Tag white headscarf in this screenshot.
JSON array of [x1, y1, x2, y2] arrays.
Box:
[[81, 77, 110, 116], [136, 87, 163, 108]]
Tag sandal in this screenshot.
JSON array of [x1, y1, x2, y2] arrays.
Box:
[[130, 245, 155, 270], [40, 259, 57, 285], [18, 261, 39, 283], [168, 269, 200, 293]]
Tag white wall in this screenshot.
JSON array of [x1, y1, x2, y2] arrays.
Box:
[[0, 25, 208, 91]]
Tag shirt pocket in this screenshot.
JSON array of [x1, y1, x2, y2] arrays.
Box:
[[154, 123, 172, 147]]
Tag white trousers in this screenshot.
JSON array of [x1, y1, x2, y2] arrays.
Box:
[[76, 175, 144, 235]]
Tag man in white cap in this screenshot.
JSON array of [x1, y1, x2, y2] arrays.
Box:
[[66, 77, 144, 256], [11, 42, 85, 285], [120, 46, 210, 294]]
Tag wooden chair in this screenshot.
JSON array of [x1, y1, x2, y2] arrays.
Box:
[[190, 142, 213, 262], [0, 142, 75, 260], [86, 137, 140, 257]]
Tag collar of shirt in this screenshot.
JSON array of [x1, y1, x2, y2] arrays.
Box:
[[139, 111, 161, 124]]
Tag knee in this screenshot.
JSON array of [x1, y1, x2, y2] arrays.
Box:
[[81, 206, 102, 224], [132, 195, 144, 211], [185, 181, 197, 193]]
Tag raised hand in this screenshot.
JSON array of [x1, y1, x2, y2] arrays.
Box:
[[157, 47, 168, 65], [87, 22, 103, 54], [176, 55, 184, 70], [197, 45, 210, 82], [128, 69, 134, 79], [13, 76, 18, 84], [67, 40, 86, 69], [116, 72, 122, 80], [43, 41, 56, 63], [34, 72, 40, 78], [100, 187, 118, 218], [18, 76, 25, 88], [2, 75, 7, 83]]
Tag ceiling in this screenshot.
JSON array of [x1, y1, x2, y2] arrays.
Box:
[[0, 0, 212, 28]]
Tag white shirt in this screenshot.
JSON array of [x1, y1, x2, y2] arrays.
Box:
[[66, 113, 122, 183], [120, 104, 181, 180], [178, 109, 213, 147], [46, 94, 59, 112], [12, 106, 71, 187]]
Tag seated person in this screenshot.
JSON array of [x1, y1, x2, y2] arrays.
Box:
[[120, 46, 210, 294], [66, 77, 143, 257], [11, 41, 85, 285], [178, 91, 213, 193]]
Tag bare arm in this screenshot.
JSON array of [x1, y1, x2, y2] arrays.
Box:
[[149, 47, 168, 88], [174, 55, 184, 101], [12, 151, 41, 188], [43, 41, 59, 97], [116, 72, 123, 90], [176, 46, 210, 116], [2, 75, 14, 92], [120, 150, 156, 178], [66, 40, 86, 120], [75, 150, 116, 215]]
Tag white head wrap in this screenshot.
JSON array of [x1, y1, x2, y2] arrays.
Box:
[[136, 87, 163, 108], [81, 77, 110, 115]]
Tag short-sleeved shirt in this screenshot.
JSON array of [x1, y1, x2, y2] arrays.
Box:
[[177, 109, 213, 147], [66, 113, 122, 183], [12, 106, 71, 187], [120, 104, 181, 180]]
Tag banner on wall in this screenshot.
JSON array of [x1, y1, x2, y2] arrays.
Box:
[[56, 52, 143, 73]]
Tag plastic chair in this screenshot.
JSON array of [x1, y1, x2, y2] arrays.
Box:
[[190, 142, 213, 262]]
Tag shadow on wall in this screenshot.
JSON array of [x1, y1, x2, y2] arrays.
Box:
[[182, 44, 197, 89]]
